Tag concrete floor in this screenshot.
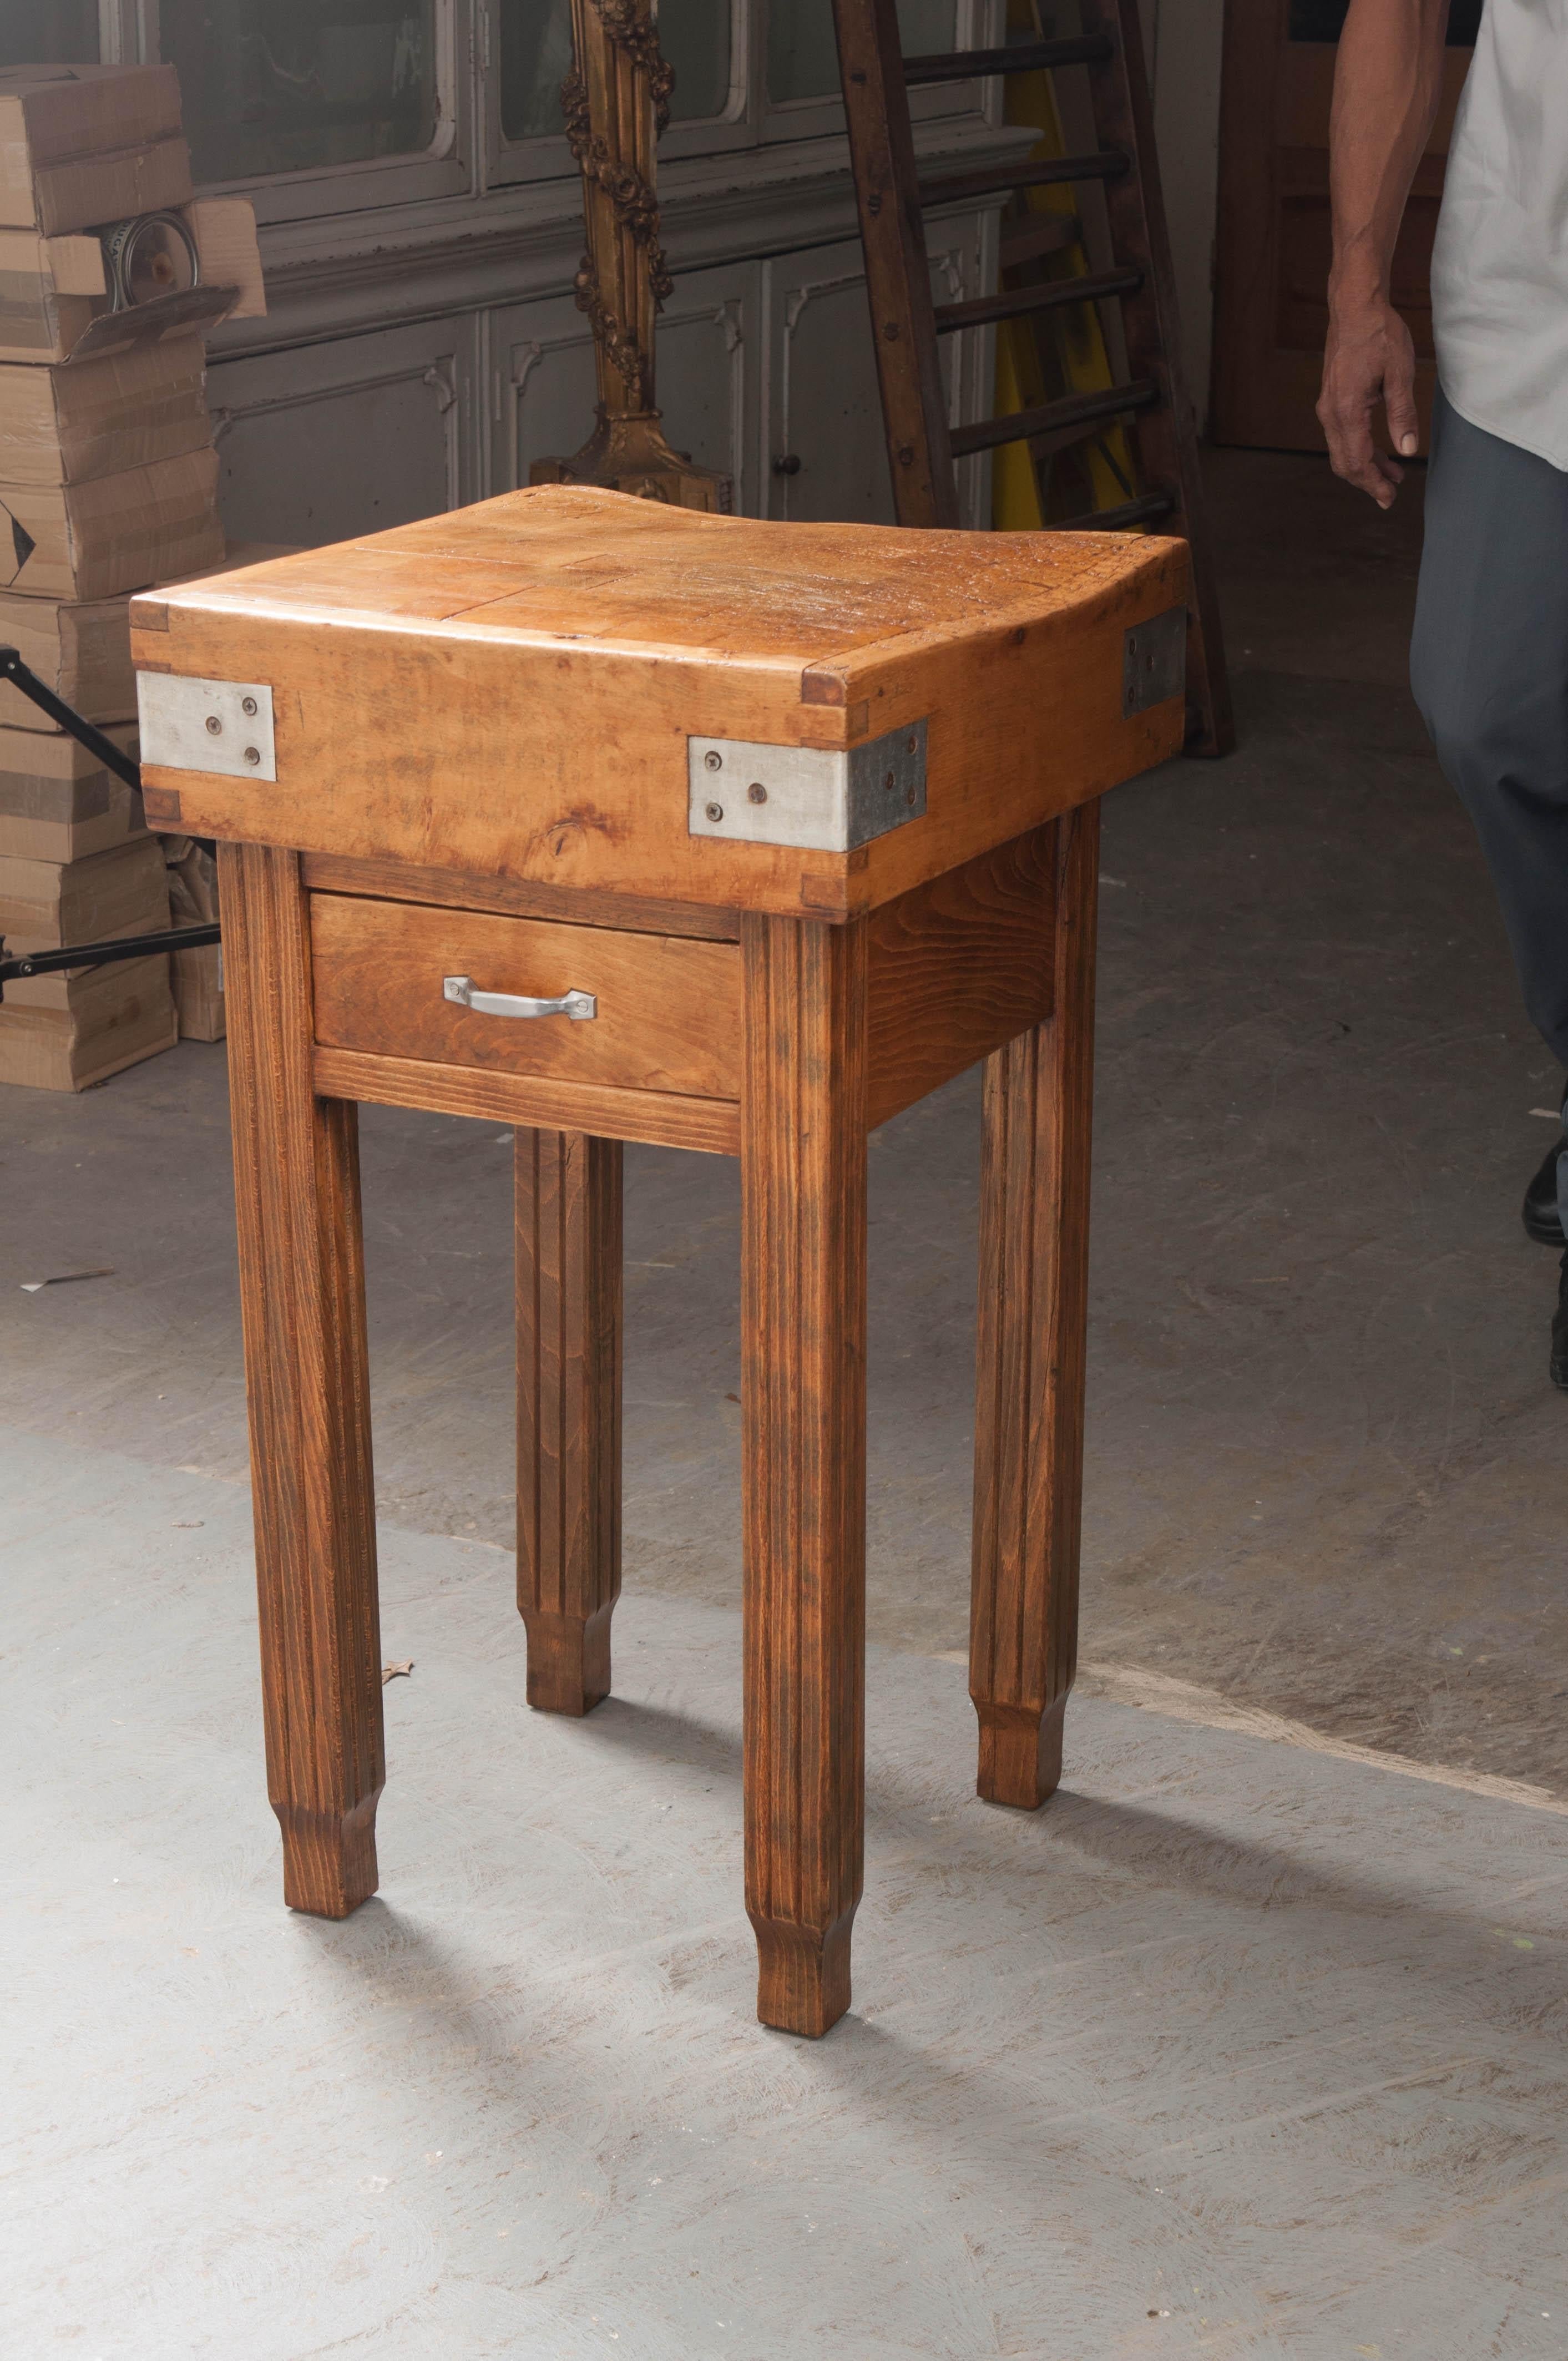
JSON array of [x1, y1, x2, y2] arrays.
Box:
[[6, 1430, 1567, 2359], [4, 448, 1568, 2348]]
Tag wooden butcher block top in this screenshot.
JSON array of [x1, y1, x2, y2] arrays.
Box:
[[131, 485, 1188, 921]]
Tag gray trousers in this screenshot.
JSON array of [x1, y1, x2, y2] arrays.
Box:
[[1412, 387, 1568, 1081]]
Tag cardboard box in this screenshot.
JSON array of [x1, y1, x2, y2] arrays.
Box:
[[0, 584, 139, 723], [0, 715, 141, 863], [163, 830, 222, 1040], [0, 444, 222, 601], [170, 941, 222, 1040], [0, 712, 136, 777], [0, 66, 191, 235], [0, 828, 169, 953], [0, 777, 144, 863], [0, 544, 302, 729], [0, 952, 175, 1089], [0, 199, 265, 367], [0, 336, 210, 486]]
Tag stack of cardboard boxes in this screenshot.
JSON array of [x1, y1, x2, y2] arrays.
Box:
[[0, 63, 264, 1088]]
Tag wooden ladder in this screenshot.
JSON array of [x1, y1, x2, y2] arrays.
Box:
[[830, 0, 1233, 757]]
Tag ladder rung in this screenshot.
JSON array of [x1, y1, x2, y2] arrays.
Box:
[[999, 214, 1083, 269], [949, 378, 1159, 458], [919, 151, 1130, 210], [901, 36, 1114, 85], [933, 266, 1143, 335], [1055, 490, 1178, 532]]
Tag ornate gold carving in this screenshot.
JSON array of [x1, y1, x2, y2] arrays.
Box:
[[530, 0, 729, 511]]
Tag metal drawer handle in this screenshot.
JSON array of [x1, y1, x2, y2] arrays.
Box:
[[443, 975, 596, 1022]]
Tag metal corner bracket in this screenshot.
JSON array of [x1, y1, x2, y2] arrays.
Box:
[[1122, 607, 1187, 720], [136, 672, 277, 782], [687, 717, 928, 853]]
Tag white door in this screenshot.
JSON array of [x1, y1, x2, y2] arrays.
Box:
[[207, 316, 480, 549], [762, 216, 994, 529]]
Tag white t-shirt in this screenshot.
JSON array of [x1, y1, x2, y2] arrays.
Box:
[[1430, 0, 1568, 469]]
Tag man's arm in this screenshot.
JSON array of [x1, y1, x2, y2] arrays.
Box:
[[1317, 0, 1449, 506]]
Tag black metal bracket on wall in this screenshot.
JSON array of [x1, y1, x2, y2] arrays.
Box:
[[0, 643, 221, 1005]]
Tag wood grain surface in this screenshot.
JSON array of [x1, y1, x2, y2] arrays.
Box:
[[308, 892, 741, 1101], [517, 1130, 623, 1716], [866, 826, 1056, 1128], [132, 484, 1187, 919], [969, 804, 1098, 1809], [218, 840, 385, 1916], [741, 913, 868, 2037], [310, 1045, 740, 1157], [301, 854, 741, 942]]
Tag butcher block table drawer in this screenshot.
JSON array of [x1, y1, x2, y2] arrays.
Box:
[[308, 891, 741, 1101]]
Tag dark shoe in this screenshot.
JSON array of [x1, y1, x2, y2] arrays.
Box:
[[1524, 1137, 1566, 1246], [1553, 1254, 1568, 1391]]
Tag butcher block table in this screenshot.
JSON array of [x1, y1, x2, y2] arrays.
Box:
[[131, 486, 1188, 2038]]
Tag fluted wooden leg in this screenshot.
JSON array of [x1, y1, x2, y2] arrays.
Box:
[[219, 842, 385, 1917], [517, 1128, 623, 1715], [741, 913, 867, 2037], [970, 801, 1099, 1808]]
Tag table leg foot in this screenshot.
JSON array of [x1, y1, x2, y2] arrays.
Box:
[[520, 1606, 613, 1716], [279, 1799, 382, 1917], [752, 1912, 855, 2038], [969, 806, 1097, 1815], [975, 1695, 1066, 1810], [517, 1129, 623, 1716], [220, 845, 387, 1920], [741, 914, 868, 2043]]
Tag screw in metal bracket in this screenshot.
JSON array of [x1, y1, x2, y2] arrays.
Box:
[[747, 782, 767, 804], [244, 746, 261, 766], [205, 715, 222, 736], [705, 801, 724, 823], [241, 695, 258, 717], [704, 749, 723, 772]]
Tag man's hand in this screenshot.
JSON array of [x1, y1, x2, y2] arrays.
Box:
[[1318, 296, 1420, 508], [1318, 0, 1445, 506]]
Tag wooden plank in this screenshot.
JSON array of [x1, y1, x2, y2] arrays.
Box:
[[949, 377, 1157, 459], [828, 0, 958, 529], [866, 826, 1055, 1129], [133, 491, 1180, 668], [902, 36, 1110, 82], [1079, 0, 1233, 756], [218, 840, 385, 1917], [517, 1129, 624, 1716], [917, 150, 1129, 209], [129, 487, 1186, 920], [932, 266, 1144, 336], [301, 853, 741, 942], [311, 1043, 741, 1157], [741, 913, 868, 2037], [969, 804, 1097, 1809], [308, 891, 741, 1102]]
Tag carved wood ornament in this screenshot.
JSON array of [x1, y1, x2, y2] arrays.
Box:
[[532, 0, 730, 510]]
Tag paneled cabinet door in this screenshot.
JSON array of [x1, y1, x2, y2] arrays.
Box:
[[762, 215, 995, 530], [207, 317, 482, 550], [492, 260, 763, 516]]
